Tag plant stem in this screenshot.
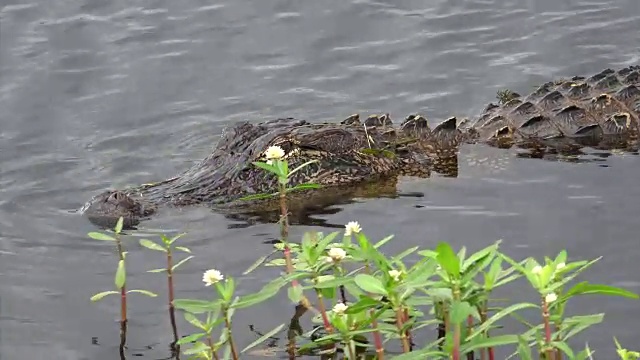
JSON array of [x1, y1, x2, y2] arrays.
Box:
[[347, 339, 357, 360], [223, 309, 240, 360], [364, 264, 384, 360], [479, 303, 489, 360], [541, 297, 554, 360], [404, 307, 413, 351], [314, 290, 333, 333], [453, 322, 461, 360], [119, 320, 127, 359], [467, 315, 475, 360], [115, 233, 128, 350], [207, 337, 220, 360], [453, 288, 461, 360], [166, 249, 180, 357], [395, 307, 411, 353]]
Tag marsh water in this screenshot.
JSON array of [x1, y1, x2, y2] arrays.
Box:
[[1, 0, 640, 359]]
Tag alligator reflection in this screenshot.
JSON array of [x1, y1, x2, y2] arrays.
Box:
[[217, 155, 460, 230]]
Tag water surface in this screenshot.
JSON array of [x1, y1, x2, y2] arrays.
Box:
[[1, 0, 639, 358]]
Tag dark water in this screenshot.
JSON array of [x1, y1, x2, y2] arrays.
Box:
[[1, 0, 639, 358]]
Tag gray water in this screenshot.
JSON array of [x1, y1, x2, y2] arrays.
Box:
[[1, 0, 639, 359]]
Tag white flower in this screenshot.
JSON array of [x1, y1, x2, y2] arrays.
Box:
[[531, 265, 542, 275], [202, 269, 224, 286], [333, 302, 348, 315], [344, 221, 362, 236], [545, 292, 558, 303], [556, 262, 566, 270], [389, 269, 402, 281], [328, 247, 346, 262], [264, 145, 285, 160]]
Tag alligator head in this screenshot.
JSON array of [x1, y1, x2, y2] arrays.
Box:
[[81, 189, 157, 229]]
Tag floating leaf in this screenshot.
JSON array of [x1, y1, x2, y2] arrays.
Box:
[[90, 291, 119, 302], [88, 232, 116, 241], [139, 239, 167, 252]]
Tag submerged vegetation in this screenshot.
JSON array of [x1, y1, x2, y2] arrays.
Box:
[[88, 145, 639, 359]]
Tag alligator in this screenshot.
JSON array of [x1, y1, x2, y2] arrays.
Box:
[[82, 65, 640, 229]]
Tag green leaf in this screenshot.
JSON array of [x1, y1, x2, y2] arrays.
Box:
[[147, 268, 167, 273], [288, 160, 319, 177], [175, 246, 191, 253], [87, 232, 116, 241], [184, 312, 207, 330], [515, 335, 534, 360], [233, 281, 285, 309], [311, 275, 353, 289], [287, 183, 321, 192], [354, 274, 388, 296], [345, 296, 386, 314], [173, 299, 221, 314], [564, 282, 639, 300], [115, 260, 126, 289], [374, 235, 394, 249], [171, 256, 194, 271], [552, 340, 575, 359], [90, 290, 119, 302], [561, 314, 604, 340], [462, 242, 499, 272], [252, 161, 278, 174], [449, 301, 477, 324], [115, 217, 124, 234], [127, 289, 157, 297], [183, 341, 210, 355], [243, 253, 272, 275], [176, 332, 205, 345], [139, 239, 167, 252], [467, 302, 539, 341], [237, 192, 277, 201], [436, 242, 460, 279], [241, 323, 286, 353], [168, 233, 186, 245], [287, 284, 304, 304], [461, 334, 520, 353]]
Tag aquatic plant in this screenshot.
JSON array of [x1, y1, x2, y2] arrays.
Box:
[[139, 232, 193, 356], [87, 216, 157, 356], [87, 151, 640, 360]]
